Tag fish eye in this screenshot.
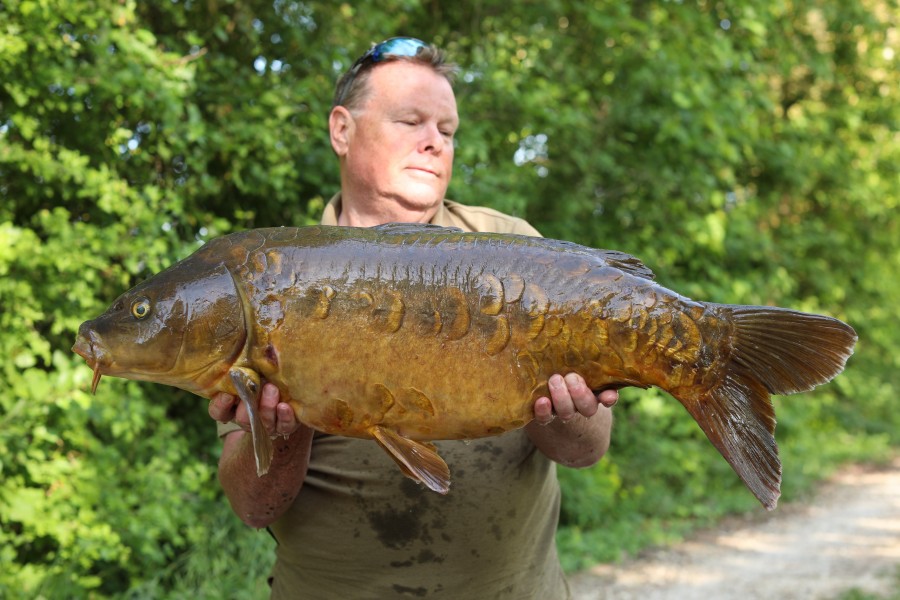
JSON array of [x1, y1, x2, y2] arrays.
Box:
[[131, 298, 151, 320]]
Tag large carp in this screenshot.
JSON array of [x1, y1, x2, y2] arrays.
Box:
[[73, 224, 857, 509]]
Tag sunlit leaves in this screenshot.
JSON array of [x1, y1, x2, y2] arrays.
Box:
[[1, 0, 898, 592]]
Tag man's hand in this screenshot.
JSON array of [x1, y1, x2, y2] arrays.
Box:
[[532, 373, 618, 426], [209, 383, 301, 438], [526, 373, 615, 468], [212, 383, 313, 528]]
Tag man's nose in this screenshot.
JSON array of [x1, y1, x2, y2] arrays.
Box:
[[419, 123, 445, 154]]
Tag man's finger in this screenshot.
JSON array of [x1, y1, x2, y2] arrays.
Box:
[[275, 403, 300, 437], [564, 373, 599, 418], [532, 396, 555, 425], [598, 389, 619, 408], [259, 383, 280, 432], [548, 374, 576, 421], [208, 393, 238, 422]]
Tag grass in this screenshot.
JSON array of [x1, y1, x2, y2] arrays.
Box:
[[836, 566, 900, 600]]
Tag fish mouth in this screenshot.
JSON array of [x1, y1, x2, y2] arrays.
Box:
[[72, 330, 108, 394]]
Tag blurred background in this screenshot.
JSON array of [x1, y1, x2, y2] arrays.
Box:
[[1, 1, 898, 597]]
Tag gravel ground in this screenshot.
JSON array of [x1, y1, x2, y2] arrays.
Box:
[[569, 457, 900, 600]]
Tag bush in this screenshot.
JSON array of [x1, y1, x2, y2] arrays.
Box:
[[2, 1, 898, 594]]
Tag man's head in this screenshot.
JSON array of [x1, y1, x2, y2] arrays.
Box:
[[332, 37, 458, 111], [329, 38, 461, 223]]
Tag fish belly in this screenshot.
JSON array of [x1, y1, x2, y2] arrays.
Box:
[[274, 316, 534, 440], [258, 270, 558, 441]]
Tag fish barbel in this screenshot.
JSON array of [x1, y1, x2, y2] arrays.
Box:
[[72, 224, 857, 509]]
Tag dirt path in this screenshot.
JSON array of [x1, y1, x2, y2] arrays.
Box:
[[569, 457, 900, 600]]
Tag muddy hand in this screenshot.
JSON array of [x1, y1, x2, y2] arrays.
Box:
[[209, 383, 300, 439], [533, 373, 616, 425]]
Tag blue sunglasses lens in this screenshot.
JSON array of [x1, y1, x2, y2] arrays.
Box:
[[369, 37, 428, 62]]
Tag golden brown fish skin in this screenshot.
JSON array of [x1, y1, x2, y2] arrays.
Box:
[[210, 226, 682, 441], [73, 224, 857, 509]]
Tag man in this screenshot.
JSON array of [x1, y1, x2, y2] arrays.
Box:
[[209, 37, 616, 599]]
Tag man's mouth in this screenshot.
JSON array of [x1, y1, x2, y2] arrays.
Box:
[[408, 166, 438, 177]]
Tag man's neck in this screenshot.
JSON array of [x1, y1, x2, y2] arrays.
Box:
[[337, 191, 441, 227]]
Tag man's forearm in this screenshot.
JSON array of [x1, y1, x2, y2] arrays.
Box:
[[218, 425, 315, 528]]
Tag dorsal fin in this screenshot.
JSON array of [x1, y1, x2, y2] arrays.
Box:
[[593, 249, 656, 281], [370, 222, 464, 235], [369, 222, 655, 280]]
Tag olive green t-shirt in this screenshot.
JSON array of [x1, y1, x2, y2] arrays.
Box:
[[223, 196, 571, 599]]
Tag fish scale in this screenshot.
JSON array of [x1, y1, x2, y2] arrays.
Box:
[[73, 223, 857, 510]]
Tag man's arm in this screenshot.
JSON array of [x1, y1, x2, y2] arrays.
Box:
[[525, 373, 615, 468], [209, 384, 313, 528]]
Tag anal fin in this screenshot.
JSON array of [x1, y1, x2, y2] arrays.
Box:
[[229, 367, 273, 477], [370, 426, 451, 494]]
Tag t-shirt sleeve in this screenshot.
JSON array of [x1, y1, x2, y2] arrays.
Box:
[[216, 420, 242, 438]]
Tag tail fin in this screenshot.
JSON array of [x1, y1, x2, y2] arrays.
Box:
[[679, 305, 857, 510]]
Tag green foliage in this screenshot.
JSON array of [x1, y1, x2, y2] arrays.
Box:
[[2, 0, 898, 595]]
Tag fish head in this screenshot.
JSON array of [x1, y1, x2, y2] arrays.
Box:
[[73, 258, 246, 396]]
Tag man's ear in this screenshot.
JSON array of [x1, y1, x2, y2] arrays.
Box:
[[329, 106, 354, 157]]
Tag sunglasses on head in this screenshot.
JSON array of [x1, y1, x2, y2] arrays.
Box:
[[333, 37, 429, 107]]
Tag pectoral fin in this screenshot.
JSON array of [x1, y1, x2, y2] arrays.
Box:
[[229, 367, 273, 477], [370, 426, 451, 494]]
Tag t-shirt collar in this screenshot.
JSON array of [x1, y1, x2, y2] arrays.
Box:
[[322, 193, 449, 227]]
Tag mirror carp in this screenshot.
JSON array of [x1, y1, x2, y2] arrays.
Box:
[[72, 224, 857, 509]]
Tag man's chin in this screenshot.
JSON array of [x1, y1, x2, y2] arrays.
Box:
[[391, 185, 446, 211]]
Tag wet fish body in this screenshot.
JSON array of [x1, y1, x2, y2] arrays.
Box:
[[73, 224, 857, 509]]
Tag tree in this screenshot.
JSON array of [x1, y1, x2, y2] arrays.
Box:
[[2, 0, 897, 593]]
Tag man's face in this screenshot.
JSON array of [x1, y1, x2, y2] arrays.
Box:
[[341, 61, 459, 214]]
